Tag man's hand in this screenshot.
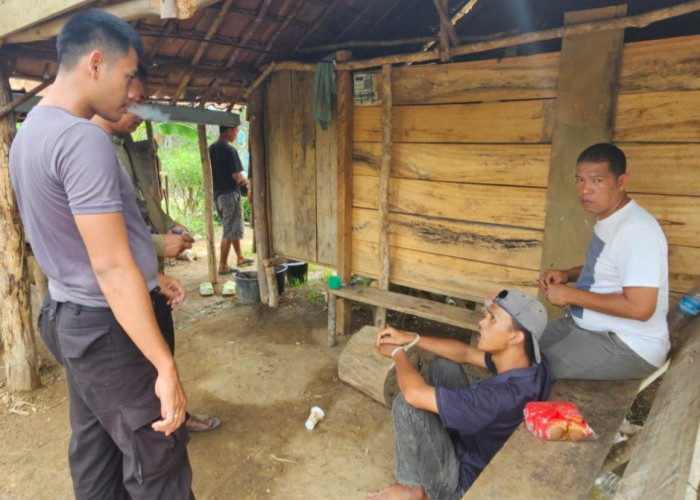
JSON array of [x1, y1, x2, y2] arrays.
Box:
[[157, 273, 185, 308], [169, 225, 195, 244], [543, 283, 571, 306], [539, 269, 569, 293], [376, 326, 414, 349], [151, 364, 187, 436], [162, 233, 192, 257]]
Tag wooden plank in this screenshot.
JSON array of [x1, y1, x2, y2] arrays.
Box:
[[329, 287, 482, 332], [614, 90, 700, 142], [289, 70, 317, 261], [669, 244, 700, 295], [0, 0, 92, 38], [616, 320, 700, 500], [464, 378, 641, 499], [353, 208, 543, 271], [354, 100, 554, 144], [315, 102, 338, 267], [353, 142, 551, 187], [634, 193, 700, 248], [540, 5, 626, 319], [619, 34, 700, 94], [352, 240, 539, 302], [336, 50, 354, 336], [624, 143, 700, 197], [390, 51, 558, 105], [266, 71, 295, 257], [353, 176, 547, 230]]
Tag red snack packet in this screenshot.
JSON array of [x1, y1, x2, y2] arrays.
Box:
[[524, 401, 597, 441]]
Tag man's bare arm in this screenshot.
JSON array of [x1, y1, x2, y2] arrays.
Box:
[[545, 284, 658, 321], [74, 212, 186, 435]]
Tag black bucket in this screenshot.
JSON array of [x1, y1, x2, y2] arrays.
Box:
[[286, 261, 308, 285], [235, 271, 260, 305], [275, 264, 288, 294]]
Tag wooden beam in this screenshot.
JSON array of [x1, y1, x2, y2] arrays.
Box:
[[335, 0, 700, 71], [540, 6, 626, 318], [0, 60, 41, 392], [253, 0, 303, 68], [335, 50, 354, 338], [196, 124, 217, 284], [171, 0, 234, 103], [0, 0, 92, 39], [5, 0, 222, 43], [374, 64, 392, 329], [431, 0, 460, 47], [0, 78, 52, 119], [225, 0, 272, 70], [242, 62, 275, 102]]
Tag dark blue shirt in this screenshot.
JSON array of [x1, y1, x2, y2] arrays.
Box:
[[435, 354, 551, 490]]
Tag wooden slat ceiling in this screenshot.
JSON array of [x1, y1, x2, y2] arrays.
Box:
[[2, 0, 699, 107]]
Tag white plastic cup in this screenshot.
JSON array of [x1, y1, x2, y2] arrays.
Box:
[[305, 406, 325, 430]]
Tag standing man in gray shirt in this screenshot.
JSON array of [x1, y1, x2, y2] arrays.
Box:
[[9, 10, 194, 499]]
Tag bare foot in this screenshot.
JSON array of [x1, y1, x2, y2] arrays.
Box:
[[367, 484, 428, 500]]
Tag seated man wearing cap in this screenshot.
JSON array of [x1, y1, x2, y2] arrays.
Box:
[[368, 290, 551, 500]]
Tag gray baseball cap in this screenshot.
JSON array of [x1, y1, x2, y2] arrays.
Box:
[[493, 289, 548, 363]]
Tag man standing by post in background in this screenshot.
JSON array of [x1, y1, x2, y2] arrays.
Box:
[[209, 125, 253, 274], [538, 143, 669, 380], [92, 66, 220, 433], [9, 10, 194, 498]]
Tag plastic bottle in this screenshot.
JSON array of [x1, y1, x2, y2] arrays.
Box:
[[667, 286, 700, 333], [594, 471, 621, 497]]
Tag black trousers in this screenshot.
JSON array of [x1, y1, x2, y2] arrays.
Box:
[[39, 292, 194, 500]]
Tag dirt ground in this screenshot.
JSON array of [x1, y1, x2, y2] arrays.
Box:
[[0, 228, 401, 500]]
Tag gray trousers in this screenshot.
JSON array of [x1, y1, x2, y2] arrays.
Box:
[[539, 316, 656, 381], [39, 293, 194, 500], [392, 358, 468, 500]]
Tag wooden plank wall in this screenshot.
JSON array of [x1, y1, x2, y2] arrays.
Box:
[[351, 33, 700, 302], [265, 70, 338, 265]]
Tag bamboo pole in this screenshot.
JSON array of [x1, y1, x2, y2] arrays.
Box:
[[374, 64, 392, 329], [196, 124, 217, 284], [0, 61, 41, 392]]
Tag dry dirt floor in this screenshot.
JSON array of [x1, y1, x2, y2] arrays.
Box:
[[0, 228, 401, 500]]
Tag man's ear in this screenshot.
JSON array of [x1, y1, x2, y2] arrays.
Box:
[[87, 50, 105, 79], [509, 329, 525, 346], [617, 172, 630, 191]]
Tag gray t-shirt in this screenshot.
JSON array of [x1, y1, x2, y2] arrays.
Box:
[[10, 105, 158, 307]]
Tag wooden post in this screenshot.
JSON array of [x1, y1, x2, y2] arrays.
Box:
[[539, 5, 627, 317], [248, 88, 271, 303], [144, 120, 162, 203], [0, 61, 41, 392], [328, 292, 337, 347], [335, 50, 354, 337], [196, 124, 217, 284], [374, 64, 392, 329]]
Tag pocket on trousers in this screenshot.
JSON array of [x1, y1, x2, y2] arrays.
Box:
[[121, 392, 189, 484]]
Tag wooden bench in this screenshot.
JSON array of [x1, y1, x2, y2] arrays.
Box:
[[327, 285, 482, 347], [464, 319, 700, 500]]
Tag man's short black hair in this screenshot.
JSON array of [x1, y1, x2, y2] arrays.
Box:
[[57, 9, 143, 70], [135, 63, 148, 82], [511, 317, 536, 364], [219, 125, 238, 134], [576, 143, 627, 177]]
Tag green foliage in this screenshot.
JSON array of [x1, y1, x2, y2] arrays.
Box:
[[242, 196, 251, 222], [159, 139, 205, 232]]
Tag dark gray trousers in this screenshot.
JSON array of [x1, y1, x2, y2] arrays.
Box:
[[539, 316, 657, 381], [39, 293, 194, 500], [392, 358, 468, 500]]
